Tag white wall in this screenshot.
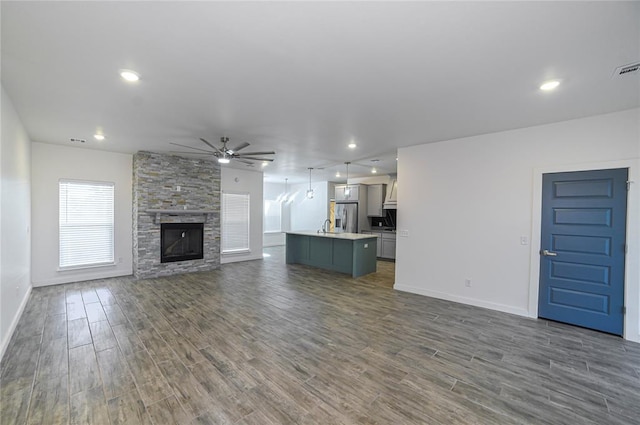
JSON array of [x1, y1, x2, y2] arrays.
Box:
[[31, 143, 133, 286], [395, 108, 640, 342], [1, 86, 32, 359], [289, 181, 329, 232], [221, 167, 264, 263]]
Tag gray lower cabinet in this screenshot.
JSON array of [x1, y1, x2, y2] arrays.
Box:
[[362, 231, 395, 259], [381, 233, 396, 260]]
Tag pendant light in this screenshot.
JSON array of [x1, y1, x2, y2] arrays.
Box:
[[306, 168, 314, 199], [283, 178, 288, 203], [344, 162, 351, 198]]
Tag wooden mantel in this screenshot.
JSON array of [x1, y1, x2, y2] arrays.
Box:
[[146, 209, 216, 224]]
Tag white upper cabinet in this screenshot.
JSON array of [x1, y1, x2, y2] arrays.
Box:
[[335, 184, 360, 201], [367, 184, 386, 217]]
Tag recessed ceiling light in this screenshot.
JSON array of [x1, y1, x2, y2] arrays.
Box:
[[371, 168, 377, 174], [335, 172, 341, 177], [540, 80, 560, 91], [94, 134, 105, 141], [120, 69, 140, 82], [348, 142, 357, 149]]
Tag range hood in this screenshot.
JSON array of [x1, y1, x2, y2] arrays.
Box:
[[383, 176, 397, 209]]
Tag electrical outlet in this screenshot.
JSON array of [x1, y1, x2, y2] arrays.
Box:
[[465, 279, 472, 287], [520, 236, 528, 245], [399, 229, 409, 237], [364, 243, 369, 248], [176, 185, 181, 192]]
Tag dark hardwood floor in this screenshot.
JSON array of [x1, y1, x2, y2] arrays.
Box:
[[1, 246, 639, 424]]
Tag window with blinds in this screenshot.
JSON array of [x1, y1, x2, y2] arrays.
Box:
[[263, 199, 281, 233], [222, 192, 250, 253], [59, 180, 115, 268]]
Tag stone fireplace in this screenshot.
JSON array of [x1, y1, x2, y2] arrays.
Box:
[[133, 151, 220, 278]]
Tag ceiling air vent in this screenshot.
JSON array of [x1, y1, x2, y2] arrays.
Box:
[[613, 62, 640, 77], [69, 138, 86, 143]]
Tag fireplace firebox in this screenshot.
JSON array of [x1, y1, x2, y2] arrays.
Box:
[[160, 223, 204, 263]]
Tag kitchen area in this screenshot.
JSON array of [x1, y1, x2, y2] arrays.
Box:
[[285, 175, 397, 278], [332, 176, 397, 261]]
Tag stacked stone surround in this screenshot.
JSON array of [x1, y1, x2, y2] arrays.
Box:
[[133, 151, 221, 279]]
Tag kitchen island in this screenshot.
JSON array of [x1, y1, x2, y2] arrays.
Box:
[[285, 231, 378, 278]]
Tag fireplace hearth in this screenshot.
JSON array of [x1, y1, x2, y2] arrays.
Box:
[[160, 223, 204, 263]]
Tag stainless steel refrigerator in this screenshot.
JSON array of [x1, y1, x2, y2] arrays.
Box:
[[334, 202, 358, 233]]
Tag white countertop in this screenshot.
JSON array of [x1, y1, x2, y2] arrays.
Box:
[[286, 231, 378, 240]]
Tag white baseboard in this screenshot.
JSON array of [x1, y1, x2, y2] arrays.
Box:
[[393, 283, 529, 317], [263, 242, 285, 247], [221, 253, 263, 264], [31, 270, 132, 287], [0, 285, 32, 362], [626, 333, 640, 343]]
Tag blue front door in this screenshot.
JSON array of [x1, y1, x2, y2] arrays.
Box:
[[538, 169, 627, 335]]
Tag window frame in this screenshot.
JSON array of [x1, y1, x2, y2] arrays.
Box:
[[221, 191, 251, 254], [58, 179, 116, 270]]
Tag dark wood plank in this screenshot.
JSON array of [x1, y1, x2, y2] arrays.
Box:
[[70, 385, 110, 425], [27, 375, 68, 425], [146, 395, 191, 425], [68, 318, 92, 349], [107, 389, 153, 425], [69, 344, 100, 395], [35, 336, 68, 382]]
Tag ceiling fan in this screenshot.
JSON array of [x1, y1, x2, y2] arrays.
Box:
[[170, 137, 275, 165]]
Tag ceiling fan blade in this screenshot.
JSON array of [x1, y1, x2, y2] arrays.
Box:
[[170, 151, 215, 155], [235, 151, 276, 156], [199, 138, 223, 153], [229, 142, 250, 152], [235, 158, 254, 165], [170, 142, 214, 153], [237, 157, 275, 162]]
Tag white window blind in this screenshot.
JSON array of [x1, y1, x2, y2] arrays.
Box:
[[263, 199, 281, 233], [222, 192, 250, 253], [59, 180, 115, 268]]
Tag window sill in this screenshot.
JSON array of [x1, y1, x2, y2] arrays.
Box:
[[221, 249, 251, 256], [58, 262, 116, 272]]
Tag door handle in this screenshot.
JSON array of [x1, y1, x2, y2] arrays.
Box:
[[541, 249, 558, 257]]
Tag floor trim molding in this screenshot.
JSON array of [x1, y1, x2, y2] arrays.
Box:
[[0, 285, 32, 362], [394, 283, 529, 317]]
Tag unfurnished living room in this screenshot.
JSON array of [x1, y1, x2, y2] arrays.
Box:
[[1, 2, 639, 425]]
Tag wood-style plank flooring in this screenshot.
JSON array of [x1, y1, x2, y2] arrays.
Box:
[[1, 246, 639, 424]]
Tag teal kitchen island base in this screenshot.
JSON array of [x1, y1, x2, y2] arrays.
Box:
[[286, 232, 378, 278]]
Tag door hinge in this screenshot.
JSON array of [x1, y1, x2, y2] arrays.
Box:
[[622, 306, 627, 314], [626, 180, 633, 191]]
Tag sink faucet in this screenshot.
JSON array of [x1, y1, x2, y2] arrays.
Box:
[[321, 219, 331, 233]]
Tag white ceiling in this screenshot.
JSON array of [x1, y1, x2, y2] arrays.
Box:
[[2, 1, 638, 183]]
